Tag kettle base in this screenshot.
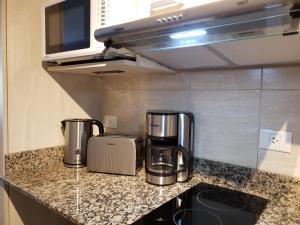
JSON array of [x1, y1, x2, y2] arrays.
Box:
[[63, 162, 86, 168]]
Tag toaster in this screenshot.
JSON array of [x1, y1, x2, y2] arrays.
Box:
[[87, 135, 143, 176]]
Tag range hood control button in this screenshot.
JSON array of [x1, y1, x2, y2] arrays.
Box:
[[162, 18, 168, 23]]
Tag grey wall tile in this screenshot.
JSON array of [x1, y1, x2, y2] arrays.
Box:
[[97, 66, 300, 178], [190, 90, 260, 168], [262, 65, 300, 90], [100, 89, 189, 137], [189, 69, 262, 90], [100, 90, 141, 135], [138, 90, 190, 135], [99, 73, 140, 90], [99, 72, 189, 91], [139, 90, 189, 111], [258, 90, 300, 177], [258, 149, 300, 178], [260, 91, 300, 129], [139, 73, 189, 90]]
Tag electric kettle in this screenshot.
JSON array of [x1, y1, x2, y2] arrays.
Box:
[[61, 119, 104, 168]]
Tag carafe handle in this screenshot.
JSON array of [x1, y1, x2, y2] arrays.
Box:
[[174, 146, 189, 174], [91, 120, 104, 136]]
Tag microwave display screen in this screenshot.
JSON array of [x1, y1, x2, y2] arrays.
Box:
[[45, 0, 90, 54]]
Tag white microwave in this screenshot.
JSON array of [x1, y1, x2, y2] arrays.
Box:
[[42, 0, 149, 64]]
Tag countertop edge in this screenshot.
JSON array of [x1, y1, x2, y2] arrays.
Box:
[[0, 176, 84, 225]]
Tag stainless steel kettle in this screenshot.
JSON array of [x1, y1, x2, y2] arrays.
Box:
[[61, 119, 104, 168]]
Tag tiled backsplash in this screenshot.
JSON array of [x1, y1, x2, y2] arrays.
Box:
[[98, 65, 300, 178]]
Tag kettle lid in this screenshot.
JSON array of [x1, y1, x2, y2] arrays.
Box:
[[62, 118, 92, 122]]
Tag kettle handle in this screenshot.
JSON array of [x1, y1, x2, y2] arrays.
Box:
[[61, 120, 67, 135], [61, 120, 66, 130], [91, 120, 104, 136]]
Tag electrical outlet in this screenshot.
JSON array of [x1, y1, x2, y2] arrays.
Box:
[[259, 129, 292, 153], [269, 133, 281, 150], [104, 115, 118, 129]]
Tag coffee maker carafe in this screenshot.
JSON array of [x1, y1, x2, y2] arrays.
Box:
[[145, 111, 194, 186]]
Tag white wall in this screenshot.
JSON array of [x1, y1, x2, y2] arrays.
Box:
[[0, 0, 4, 221], [5, 0, 104, 224], [0, 0, 4, 174], [6, 0, 104, 153], [0, 0, 9, 224]]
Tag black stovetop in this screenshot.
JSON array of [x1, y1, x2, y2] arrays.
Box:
[[132, 183, 268, 225]]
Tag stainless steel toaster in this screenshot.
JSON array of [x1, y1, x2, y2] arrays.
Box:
[[87, 135, 142, 176]]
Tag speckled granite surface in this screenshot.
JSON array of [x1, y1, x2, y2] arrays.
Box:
[[5, 146, 63, 176], [1, 147, 300, 225]]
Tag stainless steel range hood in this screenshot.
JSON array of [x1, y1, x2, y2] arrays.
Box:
[[95, 0, 300, 70]]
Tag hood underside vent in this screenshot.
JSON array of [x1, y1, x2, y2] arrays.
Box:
[[96, 2, 300, 52], [95, 1, 300, 70]]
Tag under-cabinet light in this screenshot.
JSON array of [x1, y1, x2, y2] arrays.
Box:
[[170, 29, 207, 39]]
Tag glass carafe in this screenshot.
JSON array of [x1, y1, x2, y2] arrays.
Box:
[[146, 142, 187, 177]]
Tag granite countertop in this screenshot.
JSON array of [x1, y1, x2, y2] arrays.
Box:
[[1, 147, 300, 225]]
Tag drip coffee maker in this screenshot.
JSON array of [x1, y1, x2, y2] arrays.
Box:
[[145, 111, 194, 186]]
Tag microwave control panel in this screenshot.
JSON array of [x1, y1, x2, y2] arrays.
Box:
[[96, 0, 109, 27]]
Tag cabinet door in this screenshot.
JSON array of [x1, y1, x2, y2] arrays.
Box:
[[104, 0, 150, 27], [150, 0, 218, 16]]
